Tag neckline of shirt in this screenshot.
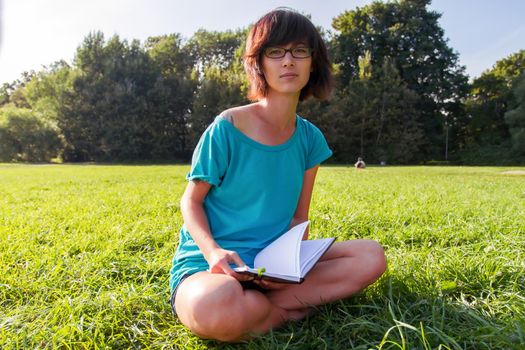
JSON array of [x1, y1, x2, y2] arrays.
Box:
[[216, 115, 301, 152]]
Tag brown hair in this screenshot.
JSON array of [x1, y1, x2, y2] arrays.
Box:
[[244, 8, 333, 101]]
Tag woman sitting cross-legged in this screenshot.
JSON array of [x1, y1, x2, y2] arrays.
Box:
[[169, 8, 387, 342]]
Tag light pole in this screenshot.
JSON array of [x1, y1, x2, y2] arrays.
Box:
[[444, 121, 449, 161]]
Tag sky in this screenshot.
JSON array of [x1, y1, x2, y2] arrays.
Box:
[[0, 0, 524, 84]]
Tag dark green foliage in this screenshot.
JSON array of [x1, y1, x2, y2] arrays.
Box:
[[454, 142, 522, 165], [146, 34, 197, 159], [52, 30, 246, 162], [466, 74, 510, 145], [458, 50, 525, 164], [300, 54, 425, 164], [504, 73, 525, 154], [58, 32, 195, 162], [331, 0, 469, 161], [462, 56, 520, 148]]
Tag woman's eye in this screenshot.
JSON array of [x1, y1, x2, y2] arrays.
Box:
[[293, 48, 310, 56], [267, 48, 283, 56]]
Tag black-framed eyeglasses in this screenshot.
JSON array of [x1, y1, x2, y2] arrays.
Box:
[[264, 47, 313, 59]]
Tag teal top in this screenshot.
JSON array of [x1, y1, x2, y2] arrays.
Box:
[[169, 115, 332, 292]]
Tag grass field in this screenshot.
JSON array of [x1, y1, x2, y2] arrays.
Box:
[[0, 164, 524, 349]]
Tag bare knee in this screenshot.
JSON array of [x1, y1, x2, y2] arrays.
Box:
[[176, 277, 247, 342], [359, 240, 387, 284]]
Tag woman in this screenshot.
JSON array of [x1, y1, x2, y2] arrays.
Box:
[[169, 8, 386, 342]]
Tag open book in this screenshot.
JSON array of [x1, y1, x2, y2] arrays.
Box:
[[233, 221, 335, 283]]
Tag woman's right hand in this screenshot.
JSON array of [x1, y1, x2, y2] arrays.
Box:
[[205, 248, 252, 281]]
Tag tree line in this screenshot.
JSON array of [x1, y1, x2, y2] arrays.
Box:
[[1, 0, 524, 164]]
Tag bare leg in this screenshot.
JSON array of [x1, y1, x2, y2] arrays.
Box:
[[174, 271, 290, 342], [266, 239, 386, 310], [174, 239, 386, 341]]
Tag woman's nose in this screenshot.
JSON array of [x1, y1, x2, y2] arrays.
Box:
[[281, 52, 295, 66]]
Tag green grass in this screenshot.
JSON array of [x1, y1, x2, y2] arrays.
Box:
[[1, 164, 524, 349]]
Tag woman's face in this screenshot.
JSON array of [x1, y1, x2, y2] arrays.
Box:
[[260, 42, 313, 98]]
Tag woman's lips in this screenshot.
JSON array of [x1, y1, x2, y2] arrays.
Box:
[[279, 73, 298, 78]]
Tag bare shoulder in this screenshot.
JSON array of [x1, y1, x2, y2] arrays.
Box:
[[219, 103, 259, 125]]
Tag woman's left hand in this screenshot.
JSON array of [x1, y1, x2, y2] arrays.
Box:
[[253, 279, 291, 290]]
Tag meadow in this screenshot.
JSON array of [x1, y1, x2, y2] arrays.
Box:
[[0, 164, 524, 349]]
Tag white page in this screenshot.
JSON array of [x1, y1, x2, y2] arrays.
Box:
[[299, 238, 334, 276], [253, 221, 309, 277]]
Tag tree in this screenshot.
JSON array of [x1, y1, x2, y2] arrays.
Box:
[[0, 105, 62, 162], [504, 73, 525, 155], [186, 29, 246, 75], [0, 63, 70, 162], [331, 0, 469, 160], [488, 50, 525, 83], [59, 32, 186, 161], [301, 51, 423, 164], [0, 72, 36, 108], [464, 74, 509, 146], [462, 50, 525, 147], [0, 83, 13, 106], [371, 56, 424, 163], [187, 29, 248, 145], [24, 60, 73, 124], [146, 34, 196, 159]]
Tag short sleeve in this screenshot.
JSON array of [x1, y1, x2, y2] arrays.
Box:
[[186, 120, 229, 186], [305, 122, 332, 170]]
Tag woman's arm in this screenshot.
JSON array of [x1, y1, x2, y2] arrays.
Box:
[[290, 165, 320, 240], [181, 180, 247, 277]]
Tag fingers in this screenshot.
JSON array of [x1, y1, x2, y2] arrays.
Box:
[[221, 255, 252, 281], [210, 259, 235, 275], [214, 263, 252, 281], [253, 279, 290, 290], [229, 251, 247, 268], [209, 261, 230, 274], [234, 273, 255, 282], [208, 249, 252, 280]]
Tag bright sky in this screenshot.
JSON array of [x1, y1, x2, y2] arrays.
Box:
[[0, 0, 524, 84]]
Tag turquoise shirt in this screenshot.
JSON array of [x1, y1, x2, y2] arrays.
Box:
[[169, 115, 332, 292]]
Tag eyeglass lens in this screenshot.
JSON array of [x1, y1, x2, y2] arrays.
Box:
[[265, 47, 312, 58]]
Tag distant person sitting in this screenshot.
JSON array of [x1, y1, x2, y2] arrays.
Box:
[[355, 157, 366, 169]]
